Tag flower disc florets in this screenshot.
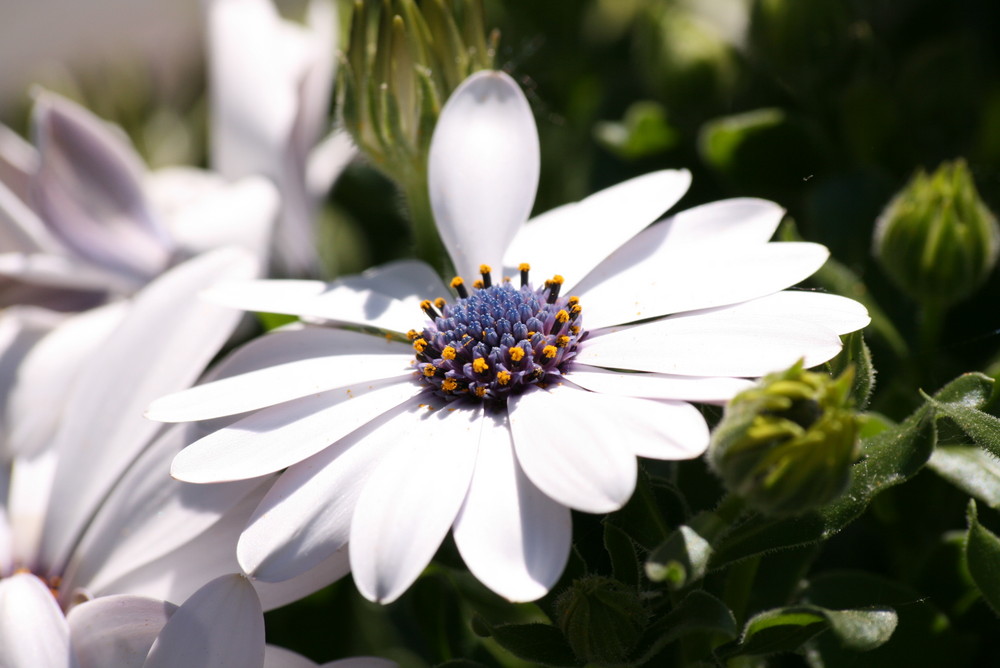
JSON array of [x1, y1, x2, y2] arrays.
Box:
[[411, 264, 586, 404]]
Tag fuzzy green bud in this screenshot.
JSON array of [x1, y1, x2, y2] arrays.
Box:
[[339, 0, 496, 185], [873, 159, 1000, 306], [555, 576, 647, 667], [708, 361, 860, 517]]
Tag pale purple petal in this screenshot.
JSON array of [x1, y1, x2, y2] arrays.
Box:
[[67, 596, 176, 668], [0, 178, 61, 254], [0, 573, 77, 668], [238, 399, 422, 583], [428, 71, 539, 284], [577, 241, 830, 330], [32, 92, 173, 283], [0, 252, 137, 293], [143, 574, 265, 668], [38, 249, 257, 575], [264, 646, 316, 668], [148, 327, 413, 423], [504, 169, 692, 290], [452, 415, 571, 602], [171, 378, 419, 483], [203, 260, 448, 333], [349, 403, 482, 603], [0, 123, 38, 205], [577, 310, 844, 377], [566, 365, 754, 403]]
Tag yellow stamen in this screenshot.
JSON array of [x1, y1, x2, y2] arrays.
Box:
[[542, 345, 558, 359], [570, 304, 582, 316], [442, 378, 458, 391], [509, 347, 525, 362], [422, 365, 437, 377], [473, 279, 484, 289], [556, 335, 571, 348], [479, 264, 492, 274], [450, 276, 464, 288], [550, 274, 564, 285], [497, 371, 512, 385], [434, 297, 446, 309], [413, 338, 428, 353], [555, 310, 570, 323], [441, 346, 457, 360], [473, 358, 489, 373], [570, 325, 581, 334], [568, 296, 579, 306], [407, 329, 420, 341], [518, 263, 531, 272], [474, 386, 488, 398]]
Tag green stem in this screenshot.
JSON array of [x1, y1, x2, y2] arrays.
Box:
[[403, 169, 450, 276], [917, 299, 947, 386]]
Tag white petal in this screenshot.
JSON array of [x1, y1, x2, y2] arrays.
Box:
[[504, 169, 692, 289], [710, 290, 871, 335], [321, 660, 397, 668], [38, 249, 257, 575], [32, 92, 172, 283], [0, 177, 61, 255], [428, 71, 539, 284], [143, 574, 265, 668], [637, 198, 785, 249], [567, 365, 754, 403], [577, 310, 843, 377], [62, 424, 262, 603], [578, 241, 830, 330], [0, 252, 140, 293], [452, 416, 571, 602], [350, 402, 482, 603], [204, 260, 449, 333], [6, 301, 127, 459], [238, 400, 420, 582], [148, 327, 412, 423], [0, 123, 38, 205], [67, 596, 176, 668], [0, 573, 77, 668], [253, 546, 351, 612], [264, 645, 316, 668], [172, 378, 419, 482]]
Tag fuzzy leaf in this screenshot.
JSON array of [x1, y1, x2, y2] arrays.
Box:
[[720, 605, 895, 657], [474, 619, 580, 668], [929, 446, 1000, 509], [965, 499, 1000, 617]]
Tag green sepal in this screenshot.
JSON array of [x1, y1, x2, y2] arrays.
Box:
[[965, 499, 1000, 617], [825, 331, 876, 409]]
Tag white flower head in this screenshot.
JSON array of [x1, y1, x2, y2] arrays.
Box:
[[148, 71, 870, 605]]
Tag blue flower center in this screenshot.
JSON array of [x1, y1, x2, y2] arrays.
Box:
[[410, 264, 586, 404]]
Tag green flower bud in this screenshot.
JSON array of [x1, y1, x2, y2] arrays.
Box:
[[339, 0, 496, 185], [873, 159, 1000, 306], [555, 576, 647, 667], [708, 361, 860, 517]]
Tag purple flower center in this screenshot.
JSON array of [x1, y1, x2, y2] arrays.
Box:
[[410, 264, 585, 404]]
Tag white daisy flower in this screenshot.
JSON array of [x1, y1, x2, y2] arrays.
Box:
[[0, 250, 355, 666], [148, 71, 870, 604]]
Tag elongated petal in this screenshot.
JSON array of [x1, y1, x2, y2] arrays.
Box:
[[39, 249, 256, 575], [32, 92, 172, 282], [143, 574, 265, 668], [238, 399, 421, 582], [0, 252, 140, 293], [567, 365, 754, 403], [578, 241, 829, 330], [264, 646, 316, 668], [0, 123, 38, 205], [429, 71, 539, 283], [504, 170, 692, 289], [67, 596, 176, 668], [350, 403, 482, 603], [577, 311, 843, 377], [6, 301, 127, 459], [452, 415, 571, 602], [204, 260, 448, 333], [0, 573, 77, 668], [172, 378, 419, 482], [148, 327, 412, 423], [0, 178, 61, 254], [707, 290, 871, 335]]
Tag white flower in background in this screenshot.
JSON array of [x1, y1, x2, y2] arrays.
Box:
[[148, 71, 870, 604], [207, 0, 355, 276], [0, 91, 278, 308], [0, 249, 359, 667]]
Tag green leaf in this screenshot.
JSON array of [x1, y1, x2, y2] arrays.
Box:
[[825, 331, 876, 409], [473, 619, 581, 668], [645, 512, 723, 589], [604, 523, 640, 587], [594, 101, 678, 160], [925, 382, 1000, 458], [965, 500, 1000, 617], [719, 605, 896, 658], [633, 590, 737, 664], [929, 446, 1000, 509]]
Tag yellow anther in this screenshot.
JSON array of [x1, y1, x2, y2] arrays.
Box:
[[550, 274, 564, 285], [473, 358, 489, 373], [518, 263, 531, 272], [479, 264, 492, 274], [555, 310, 570, 323], [542, 345, 558, 359], [473, 279, 484, 289], [556, 335, 571, 348], [497, 371, 512, 385], [422, 365, 437, 377], [570, 325, 581, 334], [568, 296, 580, 306], [420, 300, 432, 310], [570, 304, 582, 316], [407, 329, 420, 341], [509, 347, 525, 362], [442, 378, 458, 391], [413, 338, 428, 353], [434, 297, 446, 309], [442, 346, 457, 360], [473, 386, 488, 398], [450, 276, 464, 288]]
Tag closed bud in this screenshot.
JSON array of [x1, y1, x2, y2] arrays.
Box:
[[708, 361, 860, 517], [555, 576, 647, 667], [873, 159, 1000, 306]]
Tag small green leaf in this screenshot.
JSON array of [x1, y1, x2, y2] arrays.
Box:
[[255, 311, 299, 331], [475, 620, 581, 667], [929, 446, 1000, 509], [825, 331, 876, 409], [720, 605, 896, 657], [965, 499, 1000, 617], [633, 590, 737, 664], [822, 608, 899, 651], [646, 513, 721, 589], [604, 523, 640, 587]]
